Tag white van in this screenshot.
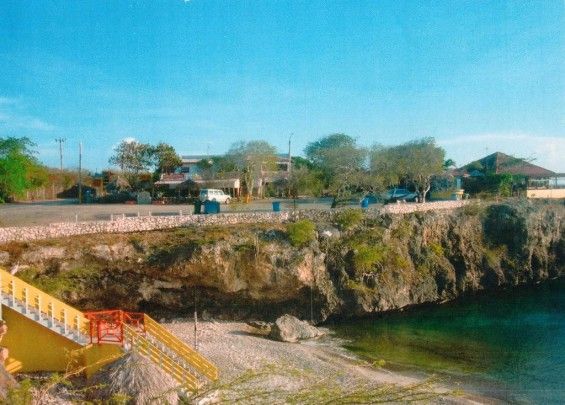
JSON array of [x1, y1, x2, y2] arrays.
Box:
[[198, 189, 231, 204]]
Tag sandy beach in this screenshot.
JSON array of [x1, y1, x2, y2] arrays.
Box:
[[165, 320, 497, 404]]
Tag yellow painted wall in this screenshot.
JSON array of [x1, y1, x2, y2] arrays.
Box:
[[2, 306, 82, 373], [76, 343, 123, 378], [527, 188, 565, 199]]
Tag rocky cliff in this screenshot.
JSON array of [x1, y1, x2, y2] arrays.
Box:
[[0, 201, 562, 322]]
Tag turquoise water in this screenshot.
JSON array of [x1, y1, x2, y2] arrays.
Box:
[[331, 278, 565, 404]]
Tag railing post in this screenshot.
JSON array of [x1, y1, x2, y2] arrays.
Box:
[[10, 280, 15, 306], [75, 315, 80, 334], [62, 309, 67, 334], [23, 287, 28, 314], [37, 295, 42, 316], [50, 302, 55, 326]]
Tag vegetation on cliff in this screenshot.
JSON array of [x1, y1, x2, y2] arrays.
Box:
[[0, 201, 562, 322]]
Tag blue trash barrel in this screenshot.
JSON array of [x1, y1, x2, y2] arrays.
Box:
[[272, 201, 281, 212], [214, 200, 221, 213], [204, 200, 219, 214], [361, 197, 369, 208]]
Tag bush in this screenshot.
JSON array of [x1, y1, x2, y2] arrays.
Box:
[[334, 209, 364, 231], [354, 245, 387, 272], [286, 220, 316, 247]]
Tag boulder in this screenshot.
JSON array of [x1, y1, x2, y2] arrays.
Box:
[[246, 320, 273, 334], [268, 314, 324, 343]]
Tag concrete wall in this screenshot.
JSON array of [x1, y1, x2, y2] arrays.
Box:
[[2, 306, 82, 373], [526, 188, 565, 199], [0, 201, 468, 244]]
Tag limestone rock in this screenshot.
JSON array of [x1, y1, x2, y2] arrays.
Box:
[[269, 314, 324, 343]]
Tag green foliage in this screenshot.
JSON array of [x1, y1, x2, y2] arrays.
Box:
[[2, 378, 33, 405], [288, 166, 324, 198], [286, 220, 316, 247], [304, 134, 373, 200], [462, 202, 484, 216], [391, 218, 412, 239], [370, 137, 445, 202], [353, 245, 387, 272], [0, 137, 48, 202], [463, 174, 515, 198], [18, 266, 100, 298], [226, 140, 277, 197], [334, 209, 364, 231], [108, 139, 153, 189], [151, 142, 181, 175], [428, 242, 444, 257]]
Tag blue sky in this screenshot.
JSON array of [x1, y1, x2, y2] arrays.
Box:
[[1, 0, 563, 172]]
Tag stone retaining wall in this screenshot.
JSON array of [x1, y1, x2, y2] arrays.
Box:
[[0, 201, 468, 244]]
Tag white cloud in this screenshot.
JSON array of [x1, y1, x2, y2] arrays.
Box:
[[438, 133, 565, 173], [0, 96, 56, 132]]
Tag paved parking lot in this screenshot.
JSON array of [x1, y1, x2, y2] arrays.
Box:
[[0, 198, 343, 227]]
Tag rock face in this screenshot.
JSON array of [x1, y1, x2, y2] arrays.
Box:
[[0, 201, 562, 322], [269, 315, 324, 342]]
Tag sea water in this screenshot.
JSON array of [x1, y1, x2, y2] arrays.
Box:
[[332, 278, 565, 403]]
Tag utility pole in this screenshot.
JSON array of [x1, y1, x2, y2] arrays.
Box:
[[78, 142, 83, 204], [55, 138, 66, 171], [288, 133, 293, 175]]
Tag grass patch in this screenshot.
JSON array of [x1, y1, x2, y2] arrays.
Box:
[[286, 220, 316, 247], [334, 209, 364, 231]]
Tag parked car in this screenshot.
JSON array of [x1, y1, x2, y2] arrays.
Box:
[[384, 188, 418, 203], [198, 189, 232, 204]]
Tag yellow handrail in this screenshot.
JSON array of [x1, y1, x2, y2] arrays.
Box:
[[0, 267, 89, 336], [144, 314, 218, 381], [123, 324, 200, 390]]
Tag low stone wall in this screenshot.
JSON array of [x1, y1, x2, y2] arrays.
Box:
[[380, 200, 469, 214], [0, 211, 291, 244], [0, 200, 468, 244]]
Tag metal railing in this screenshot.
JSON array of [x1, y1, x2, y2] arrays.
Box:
[[143, 314, 218, 381], [0, 267, 89, 337], [123, 324, 200, 390]]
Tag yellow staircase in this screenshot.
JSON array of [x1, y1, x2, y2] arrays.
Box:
[[0, 267, 218, 390]]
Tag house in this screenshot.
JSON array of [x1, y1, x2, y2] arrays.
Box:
[[454, 152, 564, 198], [155, 152, 291, 198]]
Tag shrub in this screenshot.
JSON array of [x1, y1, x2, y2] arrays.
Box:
[[428, 242, 444, 257], [286, 220, 316, 247], [354, 245, 387, 272], [334, 209, 364, 231]]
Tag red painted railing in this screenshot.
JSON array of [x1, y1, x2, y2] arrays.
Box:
[[84, 310, 145, 345]]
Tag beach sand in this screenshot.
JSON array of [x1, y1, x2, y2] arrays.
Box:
[[165, 320, 498, 404]]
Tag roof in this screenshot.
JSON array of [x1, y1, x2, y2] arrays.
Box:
[[455, 152, 556, 178]]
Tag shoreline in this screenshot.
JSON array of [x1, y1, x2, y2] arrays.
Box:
[[165, 320, 500, 404]]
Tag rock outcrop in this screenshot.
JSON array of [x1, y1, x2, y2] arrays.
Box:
[[269, 315, 325, 342], [0, 201, 562, 322]]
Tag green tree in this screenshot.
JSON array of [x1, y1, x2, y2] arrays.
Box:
[[371, 138, 445, 203], [108, 139, 153, 188], [226, 141, 277, 197], [151, 142, 181, 175], [0, 137, 48, 202], [305, 134, 370, 205]]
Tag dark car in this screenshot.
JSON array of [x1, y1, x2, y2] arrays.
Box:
[[384, 188, 418, 203]]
